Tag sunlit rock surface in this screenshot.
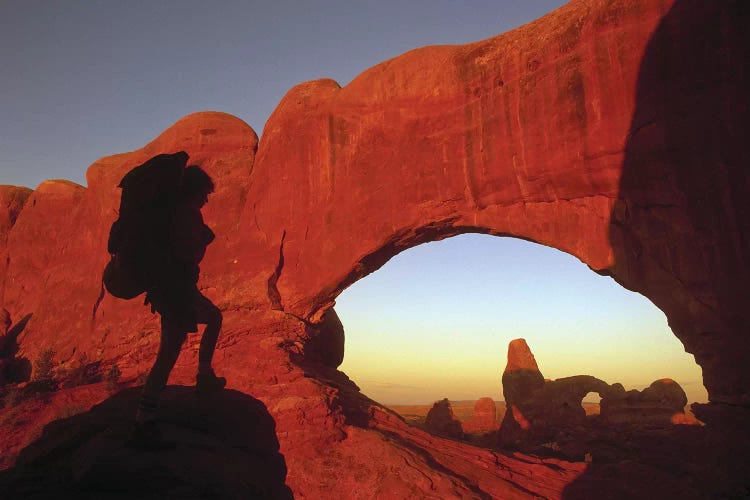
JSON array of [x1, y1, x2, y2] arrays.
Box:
[[0, 185, 32, 310]]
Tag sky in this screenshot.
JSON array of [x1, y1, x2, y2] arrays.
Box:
[[0, 1, 706, 405]]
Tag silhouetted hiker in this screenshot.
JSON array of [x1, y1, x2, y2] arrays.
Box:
[[129, 164, 226, 448], [102, 153, 226, 449]]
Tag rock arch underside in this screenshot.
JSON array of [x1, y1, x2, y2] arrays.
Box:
[[1, 0, 748, 497]]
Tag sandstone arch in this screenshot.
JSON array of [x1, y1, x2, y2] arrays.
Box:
[[239, 0, 748, 406]]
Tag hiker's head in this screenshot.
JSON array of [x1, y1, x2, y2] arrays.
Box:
[[181, 166, 215, 207]]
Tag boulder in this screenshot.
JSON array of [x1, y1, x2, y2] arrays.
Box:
[[462, 397, 500, 434], [425, 398, 464, 439], [601, 378, 689, 425], [303, 308, 345, 368]]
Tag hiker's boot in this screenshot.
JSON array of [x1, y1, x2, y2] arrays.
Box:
[[127, 420, 176, 451], [196, 371, 226, 395]]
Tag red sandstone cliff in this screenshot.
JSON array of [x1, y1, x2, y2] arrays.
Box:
[[1, 0, 749, 498]]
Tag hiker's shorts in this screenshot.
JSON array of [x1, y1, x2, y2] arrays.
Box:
[[145, 281, 201, 333]]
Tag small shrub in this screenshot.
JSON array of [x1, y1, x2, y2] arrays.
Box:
[[3, 384, 24, 408], [0, 383, 50, 413], [33, 349, 55, 384], [31, 349, 56, 392], [104, 364, 121, 392], [25, 380, 55, 398]]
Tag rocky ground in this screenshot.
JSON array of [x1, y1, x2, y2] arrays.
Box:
[[0, 386, 292, 499], [1, 379, 749, 499]]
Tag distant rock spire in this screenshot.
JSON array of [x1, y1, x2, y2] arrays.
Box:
[[502, 338, 545, 405]]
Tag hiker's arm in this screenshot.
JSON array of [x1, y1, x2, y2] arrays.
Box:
[[171, 208, 207, 263]]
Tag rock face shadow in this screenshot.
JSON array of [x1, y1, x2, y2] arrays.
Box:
[[607, 0, 749, 403], [564, 0, 750, 497], [561, 405, 750, 499], [0, 313, 33, 384], [0, 386, 293, 499]]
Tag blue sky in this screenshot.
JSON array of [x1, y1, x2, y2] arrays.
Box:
[[1, 0, 564, 188], [0, 1, 706, 405]]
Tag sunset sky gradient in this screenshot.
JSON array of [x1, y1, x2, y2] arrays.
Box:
[[0, 1, 706, 405], [338, 235, 706, 405]]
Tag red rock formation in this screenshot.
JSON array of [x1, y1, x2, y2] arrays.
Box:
[[3, 112, 258, 367], [425, 398, 464, 439], [233, 0, 749, 408], [0, 186, 31, 309], [600, 378, 689, 425], [498, 339, 697, 458], [303, 307, 345, 368], [462, 397, 500, 434], [0, 0, 748, 497], [499, 338, 611, 449], [502, 338, 545, 404]]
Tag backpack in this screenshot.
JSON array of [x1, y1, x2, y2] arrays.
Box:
[[102, 151, 189, 299]]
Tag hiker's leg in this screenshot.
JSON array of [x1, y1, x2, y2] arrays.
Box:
[[136, 316, 186, 422], [195, 292, 222, 375]]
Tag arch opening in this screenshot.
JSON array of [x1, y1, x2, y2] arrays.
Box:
[[333, 234, 706, 445], [583, 392, 602, 416]]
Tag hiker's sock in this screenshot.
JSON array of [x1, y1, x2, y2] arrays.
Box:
[[135, 394, 158, 424], [198, 362, 214, 376]]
